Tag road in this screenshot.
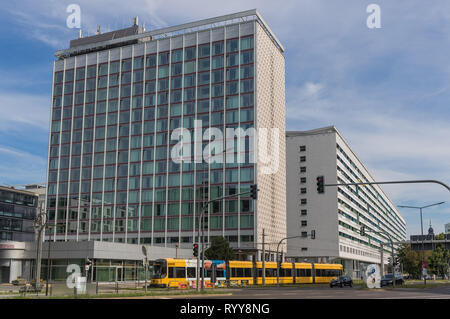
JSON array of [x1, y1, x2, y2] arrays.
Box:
[[186, 286, 450, 299]]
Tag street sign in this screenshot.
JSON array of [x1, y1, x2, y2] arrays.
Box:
[[422, 268, 427, 276]]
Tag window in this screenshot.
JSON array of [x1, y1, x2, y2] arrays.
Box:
[[300, 188, 307, 194], [300, 177, 306, 184], [300, 166, 306, 173], [212, 42, 224, 55], [168, 267, 186, 279], [300, 156, 306, 162], [301, 220, 307, 227], [301, 209, 307, 216], [226, 39, 239, 53], [198, 44, 210, 58], [301, 199, 307, 205], [185, 47, 196, 60], [300, 145, 306, 152]]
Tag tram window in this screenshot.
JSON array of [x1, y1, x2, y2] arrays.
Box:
[[206, 270, 212, 277], [187, 267, 196, 278], [296, 269, 311, 277], [244, 268, 252, 277], [216, 270, 225, 277], [169, 267, 186, 278], [237, 268, 244, 277], [281, 269, 292, 277], [265, 269, 275, 277], [316, 269, 339, 277], [175, 267, 186, 278]]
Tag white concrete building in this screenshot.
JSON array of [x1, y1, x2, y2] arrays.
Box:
[[286, 127, 406, 278]]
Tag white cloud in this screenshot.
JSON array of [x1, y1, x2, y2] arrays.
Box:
[[0, 92, 50, 131], [0, 146, 47, 186]]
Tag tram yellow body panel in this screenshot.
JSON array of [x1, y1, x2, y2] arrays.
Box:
[[314, 263, 343, 284]]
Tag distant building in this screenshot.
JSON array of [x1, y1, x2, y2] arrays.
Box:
[[0, 186, 39, 242], [286, 127, 407, 278], [409, 221, 450, 252], [0, 186, 39, 283], [445, 223, 450, 235], [21, 184, 46, 211]]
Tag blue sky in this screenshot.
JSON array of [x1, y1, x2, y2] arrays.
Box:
[[0, 0, 449, 236]]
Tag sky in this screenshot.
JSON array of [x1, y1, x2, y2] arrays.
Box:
[[0, 0, 449, 236]]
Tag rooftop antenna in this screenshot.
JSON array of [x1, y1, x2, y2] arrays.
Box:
[[96, 25, 101, 35], [134, 16, 139, 26]]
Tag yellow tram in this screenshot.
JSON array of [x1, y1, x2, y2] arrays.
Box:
[[150, 258, 343, 288]]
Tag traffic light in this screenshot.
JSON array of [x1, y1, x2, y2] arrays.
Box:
[[360, 226, 365, 236], [193, 243, 199, 257], [250, 184, 258, 200], [393, 256, 400, 267], [316, 176, 324, 194], [311, 230, 316, 239], [86, 258, 92, 267]]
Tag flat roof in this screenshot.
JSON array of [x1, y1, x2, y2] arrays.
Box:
[[55, 9, 284, 59], [0, 185, 39, 197]]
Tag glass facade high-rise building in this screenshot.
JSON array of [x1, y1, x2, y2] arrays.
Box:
[[46, 10, 286, 260]]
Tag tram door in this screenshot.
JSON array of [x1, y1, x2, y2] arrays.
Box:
[[186, 260, 197, 287]]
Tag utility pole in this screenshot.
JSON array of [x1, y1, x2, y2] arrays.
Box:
[[45, 227, 52, 296], [201, 206, 206, 290], [262, 228, 266, 286], [276, 234, 312, 287], [398, 201, 445, 285], [142, 246, 148, 293], [33, 204, 46, 291]]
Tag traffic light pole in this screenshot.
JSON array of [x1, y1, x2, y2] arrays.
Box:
[[276, 233, 315, 288], [323, 179, 450, 192], [322, 179, 450, 286], [195, 186, 258, 292], [360, 227, 396, 287]]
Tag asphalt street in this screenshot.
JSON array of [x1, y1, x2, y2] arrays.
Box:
[[187, 286, 450, 299]]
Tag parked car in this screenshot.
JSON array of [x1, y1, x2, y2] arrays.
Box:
[[11, 277, 27, 286], [380, 274, 404, 287], [330, 276, 353, 288]]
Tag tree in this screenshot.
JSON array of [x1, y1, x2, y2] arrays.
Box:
[[435, 233, 445, 240], [427, 244, 450, 277], [397, 243, 421, 279], [204, 237, 236, 261]]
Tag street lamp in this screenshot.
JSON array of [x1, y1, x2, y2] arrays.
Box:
[[398, 201, 445, 285]]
